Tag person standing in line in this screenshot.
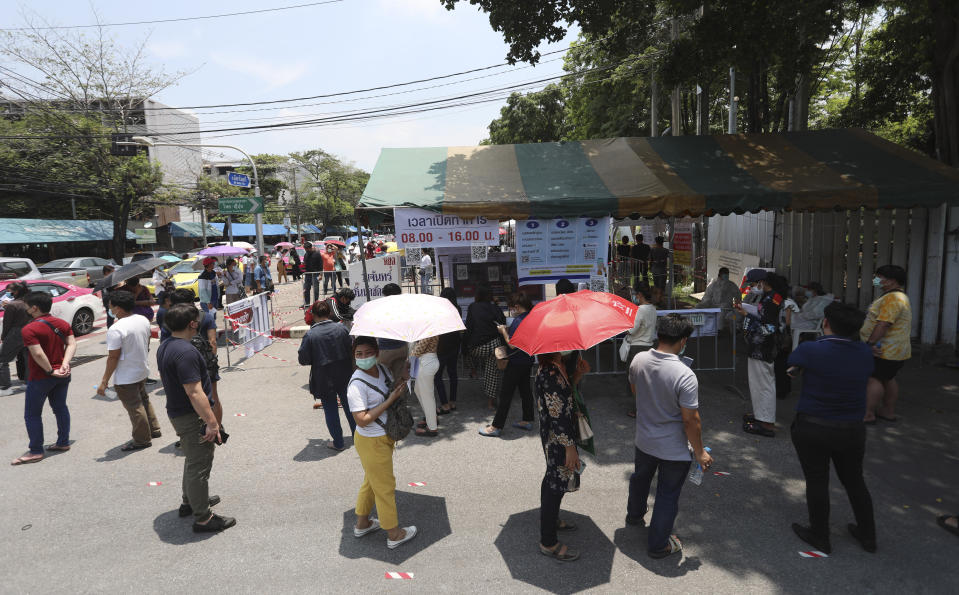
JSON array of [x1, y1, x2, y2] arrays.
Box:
[[434, 287, 461, 414], [0, 282, 30, 397], [197, 258, 219, 317], [787, 302, 876, 555], [861, 265, 912, 423], [253, 255, 273, 293], [625, 285, 658, 418], [242, 252, 256, 292], [347, 336, 417, 549], [11, 291, 76, 465], [649, 236, 669, 290], [349, 242, 359, 263], [222, 258, 244, 305], [289, 247, 302, 282], [791, 282, 835, 331], [101, 265, 116, 328], [616, 236, 631, 278], [464, 285, 506, 411], [326, 287, 356, 327], [157, 303, 234, 532], [626, 314, 713, 558], [334, 247, 348, 289], [276, 249, 289, 285], [376, 283, 410, 382], [535, 350, 589, 562], [735, 269, 783, 437], [419, 249, 433, 295], [321, 243, 337, 295], [411, 334, 440, 437], [480, 292, 535, 437], [96, 290, 161, 451], [775, 277, 800, 400], [170, 289, 223, 425], [298, 300, 355, 451], [122, 275, 159, 385], [631, 234, 651, 284], [303, 242, 324, 305]]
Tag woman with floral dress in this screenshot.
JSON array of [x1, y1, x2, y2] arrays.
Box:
[[535, 352, 589, 562]]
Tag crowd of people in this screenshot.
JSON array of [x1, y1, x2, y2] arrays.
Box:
[[2, 249, 953, 556]]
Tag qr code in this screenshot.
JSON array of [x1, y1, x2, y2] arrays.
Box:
[[520, 254, 530, 264], [406, 247, 421, 262], [584, 248, 596, 260], [470, 244, 488, 263], [589, 276, 606, 292]]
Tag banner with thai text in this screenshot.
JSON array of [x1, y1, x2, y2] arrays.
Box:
[[394, 207, 499, 248]]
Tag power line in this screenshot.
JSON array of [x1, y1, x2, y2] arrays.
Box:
[[0, 1, 347, 31]]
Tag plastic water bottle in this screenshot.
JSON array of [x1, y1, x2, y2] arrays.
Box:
[[687, 446, 712, 486]]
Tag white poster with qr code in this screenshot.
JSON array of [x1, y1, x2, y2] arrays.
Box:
[[470, 243, 488, 263], [516, 217, 611, 285]]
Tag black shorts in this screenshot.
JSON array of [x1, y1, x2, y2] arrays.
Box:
[[871, 357, 904, 382]]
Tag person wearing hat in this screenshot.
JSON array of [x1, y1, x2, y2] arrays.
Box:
[[734, 269, 784, 437], [198, 257, 219, 319]]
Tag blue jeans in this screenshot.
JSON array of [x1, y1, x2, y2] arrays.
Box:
[[303, 272, 320, 305], [323, 271, 336, 294], [434, 351, 458, 405], [24, 376, 71, 454], [316, 390, 356, 449], [420, 272, 431, 294], [626, 446, 691, 552]]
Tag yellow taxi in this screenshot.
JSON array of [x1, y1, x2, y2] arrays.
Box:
[[152, 256, 202, 297]]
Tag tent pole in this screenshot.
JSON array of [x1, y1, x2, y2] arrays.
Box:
[[356, 214, 371, 302], [668, 216, 676, 308]]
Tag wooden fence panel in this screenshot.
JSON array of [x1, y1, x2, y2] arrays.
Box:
[[907, 208, 928, 338], [791, 211, 803, 284], [831, 211, 845, 296], [921, 205, 947, 344], [940, 206, 959, 346], [892, 209, 909, 268], [860, 209, 876, 310], [845, 210, 861, 305], [814, 212, 829, 285], [876, 210, 892, 269]]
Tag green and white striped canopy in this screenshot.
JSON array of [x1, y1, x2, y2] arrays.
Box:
[[359, 129, 959, 219]]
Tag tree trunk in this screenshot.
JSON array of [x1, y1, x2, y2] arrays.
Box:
[[747, 66, 761, 133], [931, 0, 959, 166], [111, 200, 125, 265]]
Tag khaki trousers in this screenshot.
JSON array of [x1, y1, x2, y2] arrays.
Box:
[[169, 413, 216, 521], [354, 433, 398, 530], [115, 380, 160, 445]]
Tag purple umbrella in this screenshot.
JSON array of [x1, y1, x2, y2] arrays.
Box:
[[199, 245, 248, 257]]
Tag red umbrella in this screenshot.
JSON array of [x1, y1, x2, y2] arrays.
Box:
[[510, 290, 638, 355], [326, 239, 346, 247]]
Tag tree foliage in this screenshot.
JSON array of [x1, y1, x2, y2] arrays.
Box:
[[289, 149, 368, 233]]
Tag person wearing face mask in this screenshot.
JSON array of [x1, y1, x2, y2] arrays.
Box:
[[346, 336, 417, 549], [624, 285, 658, 418], [734, 269, 784, 437], [792, 282, 835, 332], [96, 290, 161, 451], [697, 267, 742, 312], [627, 314, 712, 558], [860, 265, 911, 423], [479, 292, 536, 437]]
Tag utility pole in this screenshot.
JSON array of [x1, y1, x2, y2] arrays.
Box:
[[671, 18, 682, 136], [290, 165, 302, 241], [651, 72, 659, 137], [728, 67, 738, 134]]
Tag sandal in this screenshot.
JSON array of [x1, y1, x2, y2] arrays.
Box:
[[742, 421, 775, 437], [449, 403, 457, 411], [436, 408, 451, 415], [648, 535, 682, 559], [742, 414, 756, 424], [11, 454, 43, 465], [478, 426, 501, 437], [512, 421, 533, 431], [937, 515, 959, 537], [121, 441, 152, 451], [414, 428, 438, 437], [416, 420, 427, 429], [539, 542, 579, 562], [46, 444, 70, 452], [557, 519, 577, 531]]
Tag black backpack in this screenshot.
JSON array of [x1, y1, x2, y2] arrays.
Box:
[[350, 365, 413, 441]]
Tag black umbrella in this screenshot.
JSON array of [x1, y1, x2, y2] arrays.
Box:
[[93, 257, 168, 293]]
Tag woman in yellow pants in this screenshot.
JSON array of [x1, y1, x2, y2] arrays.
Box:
[[346, 336, 417, 549]]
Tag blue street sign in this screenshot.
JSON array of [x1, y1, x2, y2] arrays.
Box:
[[227, 172, 251, 187]]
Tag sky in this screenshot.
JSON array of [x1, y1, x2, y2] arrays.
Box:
[[2, 0, 579, 171]]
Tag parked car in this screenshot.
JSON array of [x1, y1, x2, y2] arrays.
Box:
[[41, 257, 117, 283], [158, 257, 202, 298], [131, 251, 180, 262], [0, 279, 104, 335], [0, 257, 89, 287]]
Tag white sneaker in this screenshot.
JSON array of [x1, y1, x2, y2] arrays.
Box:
[[386, 525, 417, 549], [353, 517, 380, 538], [0, 387, 13, 396]]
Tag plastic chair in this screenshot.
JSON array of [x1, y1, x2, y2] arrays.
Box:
[[792, 318, 824, 350]]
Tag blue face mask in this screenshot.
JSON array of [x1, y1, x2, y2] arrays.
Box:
[[872, 276, 882, 287], [355, 356, 377, 370]]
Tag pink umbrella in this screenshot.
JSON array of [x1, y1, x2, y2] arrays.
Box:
[[274, 241, 294, 248]]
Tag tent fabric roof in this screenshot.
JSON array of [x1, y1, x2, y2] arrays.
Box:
[[169, 222, 222, 238], [359, 129, 959, 218], [0, 218, 137, 244], [209, 222, 316, 236]]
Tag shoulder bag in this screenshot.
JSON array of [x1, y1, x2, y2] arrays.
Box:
[[349, 365, 413, 441]]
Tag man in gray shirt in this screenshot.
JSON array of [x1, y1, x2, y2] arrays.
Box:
[[626, 314, 713, 559]]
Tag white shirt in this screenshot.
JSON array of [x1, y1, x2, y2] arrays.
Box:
[[105, 313, 152, 385], [420, 253, 433, 272], [222, 267, 243, 295], [346, 367, 390, 437], [626, 304, 658, 346]]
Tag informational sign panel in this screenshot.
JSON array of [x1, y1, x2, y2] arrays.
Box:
[[672, 219, 693, 266], [515, 217, 611, 284], [227, 172, 251, 187], [707, 248, 760, 285], [394, 207, 499, 248], [225, 291, 272, 358], [348, 253, 402, 307], [135, 228, 156, 244], [218, 196, 264, 215]]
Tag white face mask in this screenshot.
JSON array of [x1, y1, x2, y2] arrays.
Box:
[[750, 285, 764, 295]]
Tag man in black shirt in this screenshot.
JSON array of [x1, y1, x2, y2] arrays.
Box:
[[650, 236, 669, 290], [157, 303, 235, 533], [302, 242, 325, 306], [616, 236, 631, 279], [631, 234, 651, 284]]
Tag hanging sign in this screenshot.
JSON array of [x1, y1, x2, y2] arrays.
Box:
[[394, 207, 499, 248], [347, 253, 402, 307], [515, 217, 611, 284], [673, 218, 693, 266]]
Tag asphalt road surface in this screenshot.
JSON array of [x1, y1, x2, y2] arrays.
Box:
[[2, 280, 957, 593]]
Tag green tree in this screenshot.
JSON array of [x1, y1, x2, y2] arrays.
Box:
[[484, 84, 567, 144], [288, 150, 368, 234]]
